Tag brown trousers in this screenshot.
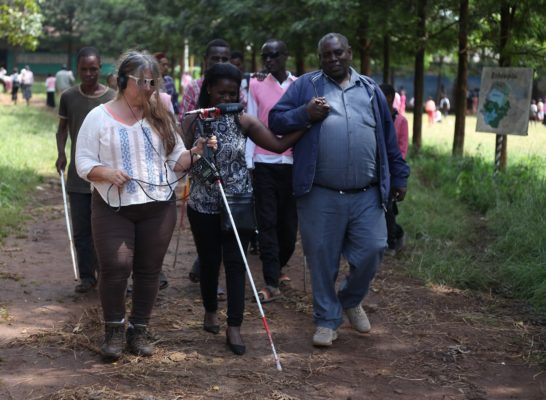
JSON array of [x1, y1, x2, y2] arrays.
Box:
[[92, 191, 176, 324]]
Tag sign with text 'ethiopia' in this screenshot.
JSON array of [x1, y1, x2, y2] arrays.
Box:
[[476, 67, 533, 136]]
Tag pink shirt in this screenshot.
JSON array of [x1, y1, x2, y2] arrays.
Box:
[[394, 113, 408, 159], [45, 76, 56, 92], [245, 73, 297, 168]]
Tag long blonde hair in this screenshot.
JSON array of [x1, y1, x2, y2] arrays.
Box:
[[116, 50, 179, 154]]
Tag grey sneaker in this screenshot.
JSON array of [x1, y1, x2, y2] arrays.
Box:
[[345, 304, 371, 333], [312, 327, 338, 347]]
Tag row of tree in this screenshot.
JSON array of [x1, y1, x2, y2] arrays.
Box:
[[2, 0, 545, 165]]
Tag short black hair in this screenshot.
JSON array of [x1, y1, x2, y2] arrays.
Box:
[[230, 50, 244, 60], [205, 39, 230, 57], [198, 63, 241, 108], [379, 83, 395, 99], [77, 46, 101, 63], [263, 39, 288, 53]]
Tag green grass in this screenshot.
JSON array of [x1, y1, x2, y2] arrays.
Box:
[[407, 113, 546, 168], [398, 119, 546, 313], [0, 90, 58, 237]]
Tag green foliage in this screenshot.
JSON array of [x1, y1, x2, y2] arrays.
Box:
[[401, 146, 546, 313], [0, 0, 43, 50]]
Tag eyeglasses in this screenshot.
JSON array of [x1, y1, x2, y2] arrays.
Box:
[[128, 75, 159, 88], [261, 52, 283, 60]]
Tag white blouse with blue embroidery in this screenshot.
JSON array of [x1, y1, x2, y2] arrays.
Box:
[[76, 104, 186, 207]]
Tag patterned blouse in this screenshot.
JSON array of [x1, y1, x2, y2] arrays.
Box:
[[188, 114, 252, 214], [76, 104, 186, 207]]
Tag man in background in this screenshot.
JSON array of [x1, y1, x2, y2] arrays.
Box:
[[245, 39, 298, 303], [55, 64, 75, 95], [380, 83, 408, 256], [55, 47, 116, 293]]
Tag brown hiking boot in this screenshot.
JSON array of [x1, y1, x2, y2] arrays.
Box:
[[101, 321, 125, 361], [126, 324, 154, 356]]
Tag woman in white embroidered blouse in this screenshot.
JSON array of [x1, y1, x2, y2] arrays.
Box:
[[76, 50, 215, 361]]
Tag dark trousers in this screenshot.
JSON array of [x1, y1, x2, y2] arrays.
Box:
[[386, 200, 404, 249], [92, 192, 176, 324], [46, 91, 55, 108], [11, 86, 18, 102], [253, 163, 298, 288], [187, 206, 250, 327], [68, 192, 97, 282]]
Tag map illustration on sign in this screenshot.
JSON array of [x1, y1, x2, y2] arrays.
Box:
[[476, 67, 533, 136]]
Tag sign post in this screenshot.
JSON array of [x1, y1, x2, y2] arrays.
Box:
[[476, 67, 533, 172]]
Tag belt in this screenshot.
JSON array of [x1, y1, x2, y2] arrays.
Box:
[[313, 182, 378, 194]]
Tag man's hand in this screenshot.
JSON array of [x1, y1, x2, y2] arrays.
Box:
[[306, 96, 330, 122], [55, 154, 67, 174], [391, 187, 407, 202]]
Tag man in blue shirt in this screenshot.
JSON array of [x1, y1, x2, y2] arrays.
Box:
[[269, 33, 409, 347]]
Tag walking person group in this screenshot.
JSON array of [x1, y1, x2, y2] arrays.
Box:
[[55, 32, 408, 361]]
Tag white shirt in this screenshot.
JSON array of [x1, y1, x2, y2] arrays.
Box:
[[76, 104, 186, 207]]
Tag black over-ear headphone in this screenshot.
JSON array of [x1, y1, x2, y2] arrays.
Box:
[[117, 57, 130, 90], [117, 70, 128, 90]]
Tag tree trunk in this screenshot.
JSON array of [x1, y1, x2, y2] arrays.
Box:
[[496, 2, 515, 170], [452, 0, 468, 157], [412, 0, 427, 154], [294, 41, 305, 76], [250, 45, 257, 73], [357, 16, 372, 75], [383, 34, 390, 84]]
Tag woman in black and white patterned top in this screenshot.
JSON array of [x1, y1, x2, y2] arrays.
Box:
[[182, 63, 305, 356]]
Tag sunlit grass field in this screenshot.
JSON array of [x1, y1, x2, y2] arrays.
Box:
[[406, 112, 546, 168]]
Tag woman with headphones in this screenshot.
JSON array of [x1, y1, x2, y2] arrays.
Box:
[[76, 50, 216, 361]]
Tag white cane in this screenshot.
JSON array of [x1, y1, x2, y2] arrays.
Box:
[[216, 181, 283, 372], [60, 170, 79, 280]]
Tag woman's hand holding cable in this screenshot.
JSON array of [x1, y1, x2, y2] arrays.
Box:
[[87, 165, 131, 188], [104, 168, 131, 188]]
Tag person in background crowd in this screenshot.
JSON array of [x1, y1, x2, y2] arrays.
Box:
[[55, 64, 75, 95], [230, 50, 251, 96], [269, 32, 409, 347], [0, 65, 8, 93], [537, 99, 544, 123], [20, 65, 34, 106], [439, 94, 450, 120], [10, 67, 20, 105], [398, 87, 407, 115], [425, 96, 436, 125], [106, 73, 118, 90], [154, 52, 180, 116], [76, 50, 216, 361], [45, 73, 56, 108], [180, 38, 245, 117], [380, 83, 408, 256], [245, 39, 298, 303], [55, 47, 116, 294]]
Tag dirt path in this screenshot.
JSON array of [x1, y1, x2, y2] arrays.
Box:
[[0, 179, 544, 400]]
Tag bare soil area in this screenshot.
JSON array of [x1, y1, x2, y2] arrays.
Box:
[[0, 178, 545, 400]]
